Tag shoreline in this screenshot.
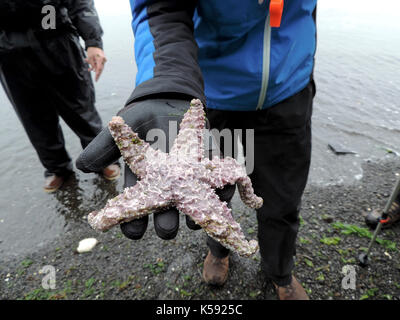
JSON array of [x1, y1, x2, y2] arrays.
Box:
[[1, 159, 399, 300]]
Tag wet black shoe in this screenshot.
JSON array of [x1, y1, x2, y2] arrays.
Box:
[[365, 198, 400, 229]]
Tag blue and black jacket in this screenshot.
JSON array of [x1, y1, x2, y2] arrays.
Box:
[[128, 0, 317, 111]]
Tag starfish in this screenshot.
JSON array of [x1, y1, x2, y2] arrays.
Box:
[[88, 99, 263, 257]]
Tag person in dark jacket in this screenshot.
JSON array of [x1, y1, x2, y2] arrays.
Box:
[[77, 0, 316, 300], [0, 0, 120, 193]]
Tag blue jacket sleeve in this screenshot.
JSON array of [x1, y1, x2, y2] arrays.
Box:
[[127, 0, 205, 105]]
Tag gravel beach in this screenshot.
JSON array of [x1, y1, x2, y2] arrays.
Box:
[[1, 159, 399, 301]]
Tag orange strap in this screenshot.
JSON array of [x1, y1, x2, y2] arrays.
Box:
[[270, 0, 284, 27]]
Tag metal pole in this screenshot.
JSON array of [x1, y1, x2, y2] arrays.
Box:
[[359, 175, 400, 267]]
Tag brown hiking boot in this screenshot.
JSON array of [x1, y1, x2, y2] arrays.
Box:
[[43, 175, 65, 193], [273, 276, 309, 300], [102, 164, 120, 181], [365, 198, 400, 229], [202, 251, 229, 286]]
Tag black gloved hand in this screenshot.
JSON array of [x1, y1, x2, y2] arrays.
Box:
[[76, 98, 233, 240]]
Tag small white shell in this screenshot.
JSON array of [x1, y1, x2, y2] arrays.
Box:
[[77, 238, 98, 253]]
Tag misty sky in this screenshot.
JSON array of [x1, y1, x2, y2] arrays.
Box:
[[93, 0, 400, 19], [94, 0, 132, 17]]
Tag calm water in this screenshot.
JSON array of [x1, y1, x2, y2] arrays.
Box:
[[0, 0, 399, 258]]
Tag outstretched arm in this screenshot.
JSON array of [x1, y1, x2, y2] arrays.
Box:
[[128, 0, 204, 105]]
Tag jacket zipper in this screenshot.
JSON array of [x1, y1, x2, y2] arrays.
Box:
[[256, 13, 271, 110]]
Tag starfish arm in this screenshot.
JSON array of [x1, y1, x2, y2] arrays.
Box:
[[201, 157, 263, 209], [88, 179, 171, 231], [176, 187, 259, 257], [170, 99, 205, 162], [108, 116, 157, 178], [236, 176, 264, 209]]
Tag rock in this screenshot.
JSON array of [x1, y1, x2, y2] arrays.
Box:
[[77, 238, 98, 253], [322, 214, 334, 223], [328, 143, 356, 155]]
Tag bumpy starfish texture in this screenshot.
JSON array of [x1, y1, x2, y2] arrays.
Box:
[[88, 99, 263, 257]]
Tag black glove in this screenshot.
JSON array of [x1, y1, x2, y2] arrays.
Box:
[[77, 98, 235, 240]]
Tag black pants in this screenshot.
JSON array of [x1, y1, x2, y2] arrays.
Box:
[[206, 80, 315, 286], [0, 32, 103, 177]]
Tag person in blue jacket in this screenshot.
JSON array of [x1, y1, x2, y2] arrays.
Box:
[[77, 0, 317, 300]]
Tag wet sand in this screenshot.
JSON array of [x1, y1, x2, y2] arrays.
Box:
[[1, 159, 399, 300]]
